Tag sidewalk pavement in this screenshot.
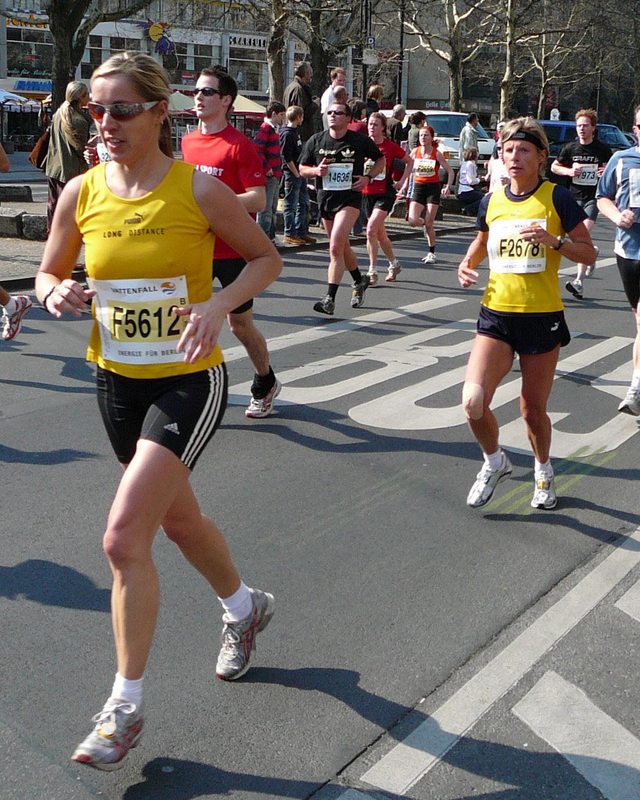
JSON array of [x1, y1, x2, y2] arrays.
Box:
[[0, 150, 474, 291]]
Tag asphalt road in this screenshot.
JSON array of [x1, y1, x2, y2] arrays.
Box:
[[2, 221, 640, 800]]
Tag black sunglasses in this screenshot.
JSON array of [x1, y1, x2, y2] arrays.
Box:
[[87, 100, 159, 122], [195, 87, 224, 98], [327, 110, 347, 116]]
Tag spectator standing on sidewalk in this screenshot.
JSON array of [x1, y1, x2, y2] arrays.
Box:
[[280, 105, 315, 246], [0, 142, 32, 340], [255, 101, 286, 242], [459, 112, 479, 161], [283, 62, 320, 142], [44, 81, 93, 232], [320, 67, 347, 129], [386, 104, 407, 145]]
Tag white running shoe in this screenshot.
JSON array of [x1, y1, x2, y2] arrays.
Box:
[[466, 452, 513, 508], [531, 474, 557, 509], [367, 270, 378, 287], [421, 252, 436, 264], [618, 386, 640, 416], [385, 262, 402, 282], [585, 245, 599, 277]]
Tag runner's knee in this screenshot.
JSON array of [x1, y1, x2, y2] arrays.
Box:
[[462, 381, 484, 420]]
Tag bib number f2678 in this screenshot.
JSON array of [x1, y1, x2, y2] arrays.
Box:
[[90, 275, 189, 365], [322, 162, 354, 191], [488, 218, 548, 274]]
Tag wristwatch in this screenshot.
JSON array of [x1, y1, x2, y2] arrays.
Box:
[[551, 235, 566, 250]]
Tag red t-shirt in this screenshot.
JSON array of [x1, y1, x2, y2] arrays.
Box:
[[363, 137, 407, 196], [181, 125, 266, 260], [412, 145, 441, 184]]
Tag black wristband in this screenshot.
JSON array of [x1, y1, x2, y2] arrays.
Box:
[[42, 284, 57, 313]]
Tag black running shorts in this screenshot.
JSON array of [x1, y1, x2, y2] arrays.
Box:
[[477, 306, 571, 355], [213, 257, 253, 314], [96, 364, 228, 469], [616, 256, 640, 310]]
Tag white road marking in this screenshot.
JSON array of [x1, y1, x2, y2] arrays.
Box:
[[359, 525, 640, 795], [615, 577, 640, 623], [513, 671, 640, 800]]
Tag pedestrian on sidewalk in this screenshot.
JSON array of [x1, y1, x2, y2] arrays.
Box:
[[35, 51, 281, 771], [44, 81, 93, 233], [280, 105, 315, 245]]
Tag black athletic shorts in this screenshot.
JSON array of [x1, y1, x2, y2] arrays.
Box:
[[576, 197, 598, 222], [616, 255, 640, 310], [213, 257, 252, 314], [477, 306, 571, 355], [318, 190, 362, 220], [364, 194, 395, 216], [96, 364, 228, 469], [411, 182, 442, 206]]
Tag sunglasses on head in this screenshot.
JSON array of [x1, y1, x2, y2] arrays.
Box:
[[195, 86, 224, 97], [87, 100, 159, 122]]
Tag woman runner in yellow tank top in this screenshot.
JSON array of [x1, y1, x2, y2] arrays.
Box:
[[457, 117, 595, 512], [35, 52, 281, 770]]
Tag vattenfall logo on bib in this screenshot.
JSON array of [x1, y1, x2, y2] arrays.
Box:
[[123, 212, 144, 225], [161, 282, 177, 295]]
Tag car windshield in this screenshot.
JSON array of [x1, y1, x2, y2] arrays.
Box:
[[425, 113, 490, 140]]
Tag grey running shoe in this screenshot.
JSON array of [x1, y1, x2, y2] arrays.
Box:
[[71, 698, 143, 771], [531, 474, 557, 509], [216, 588, 275, 681], [422, 252, 436, 264], [618, 386, 640, 416], [245, 379, 282, 419], [350, 274, 370, 308], [466, 452, 513, 508], [314, 295, 335, 315], [565, 279, 583, 300], [1, 295, 32, 341]]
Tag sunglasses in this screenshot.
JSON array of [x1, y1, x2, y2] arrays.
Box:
[[195, 87, 224, 97], [327, 110, 347, 116], [87, 100, 159, 122]]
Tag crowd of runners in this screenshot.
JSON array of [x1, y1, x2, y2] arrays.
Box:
[[3, 54, 640, 770]]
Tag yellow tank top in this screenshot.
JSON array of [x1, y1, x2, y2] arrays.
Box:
[[483, 181, 564, 313], [77, 161, 223, 379]]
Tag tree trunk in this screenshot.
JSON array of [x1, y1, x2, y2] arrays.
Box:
[[449, 52, 462, 111], [499, 0, 516, 119], [267, 5, 287, 102]]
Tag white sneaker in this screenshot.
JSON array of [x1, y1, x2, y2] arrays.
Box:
[[385, 262, 402, 282], [367, 270, 378, 287], [618, 386, 640, 416], [422, 252, 436, 264], [466, 452, 512, 508], [531, 474, 557, 509]]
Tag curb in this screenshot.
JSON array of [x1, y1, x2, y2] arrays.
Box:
[[1, 222, 475, 292]]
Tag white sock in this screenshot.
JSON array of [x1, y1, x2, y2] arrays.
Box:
[[111, 672, 144, 706], [3, 297, 17, 315], [484, 449, 504, 471], [389, 259, 398, 268], [219, 581, 252, 622], [535, 459, 553, 477], [631, 370, 640, 390]]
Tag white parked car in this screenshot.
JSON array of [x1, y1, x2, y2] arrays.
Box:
[[383, 109, 495, 176]]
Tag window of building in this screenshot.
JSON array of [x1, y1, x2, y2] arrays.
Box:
[[163, 42, 188, 85], [81, 34, 105, 80], [228, 47, 267, 94], [6, 25, 53, 78]]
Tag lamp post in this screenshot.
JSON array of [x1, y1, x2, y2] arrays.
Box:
[[396, 0, 405, 104]]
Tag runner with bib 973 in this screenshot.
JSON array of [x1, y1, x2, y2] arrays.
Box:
[[457, 117, 596, 511]]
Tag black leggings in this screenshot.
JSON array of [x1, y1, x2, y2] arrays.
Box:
[[616, 255, 640, 310]]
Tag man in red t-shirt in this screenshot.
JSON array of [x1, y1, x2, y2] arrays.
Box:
[[182, 66, 281, 419]]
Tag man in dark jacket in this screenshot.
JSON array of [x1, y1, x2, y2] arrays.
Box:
[[283, 62, 319, 142]]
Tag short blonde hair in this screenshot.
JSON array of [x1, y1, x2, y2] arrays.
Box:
[[500, 117, 549, 177]]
